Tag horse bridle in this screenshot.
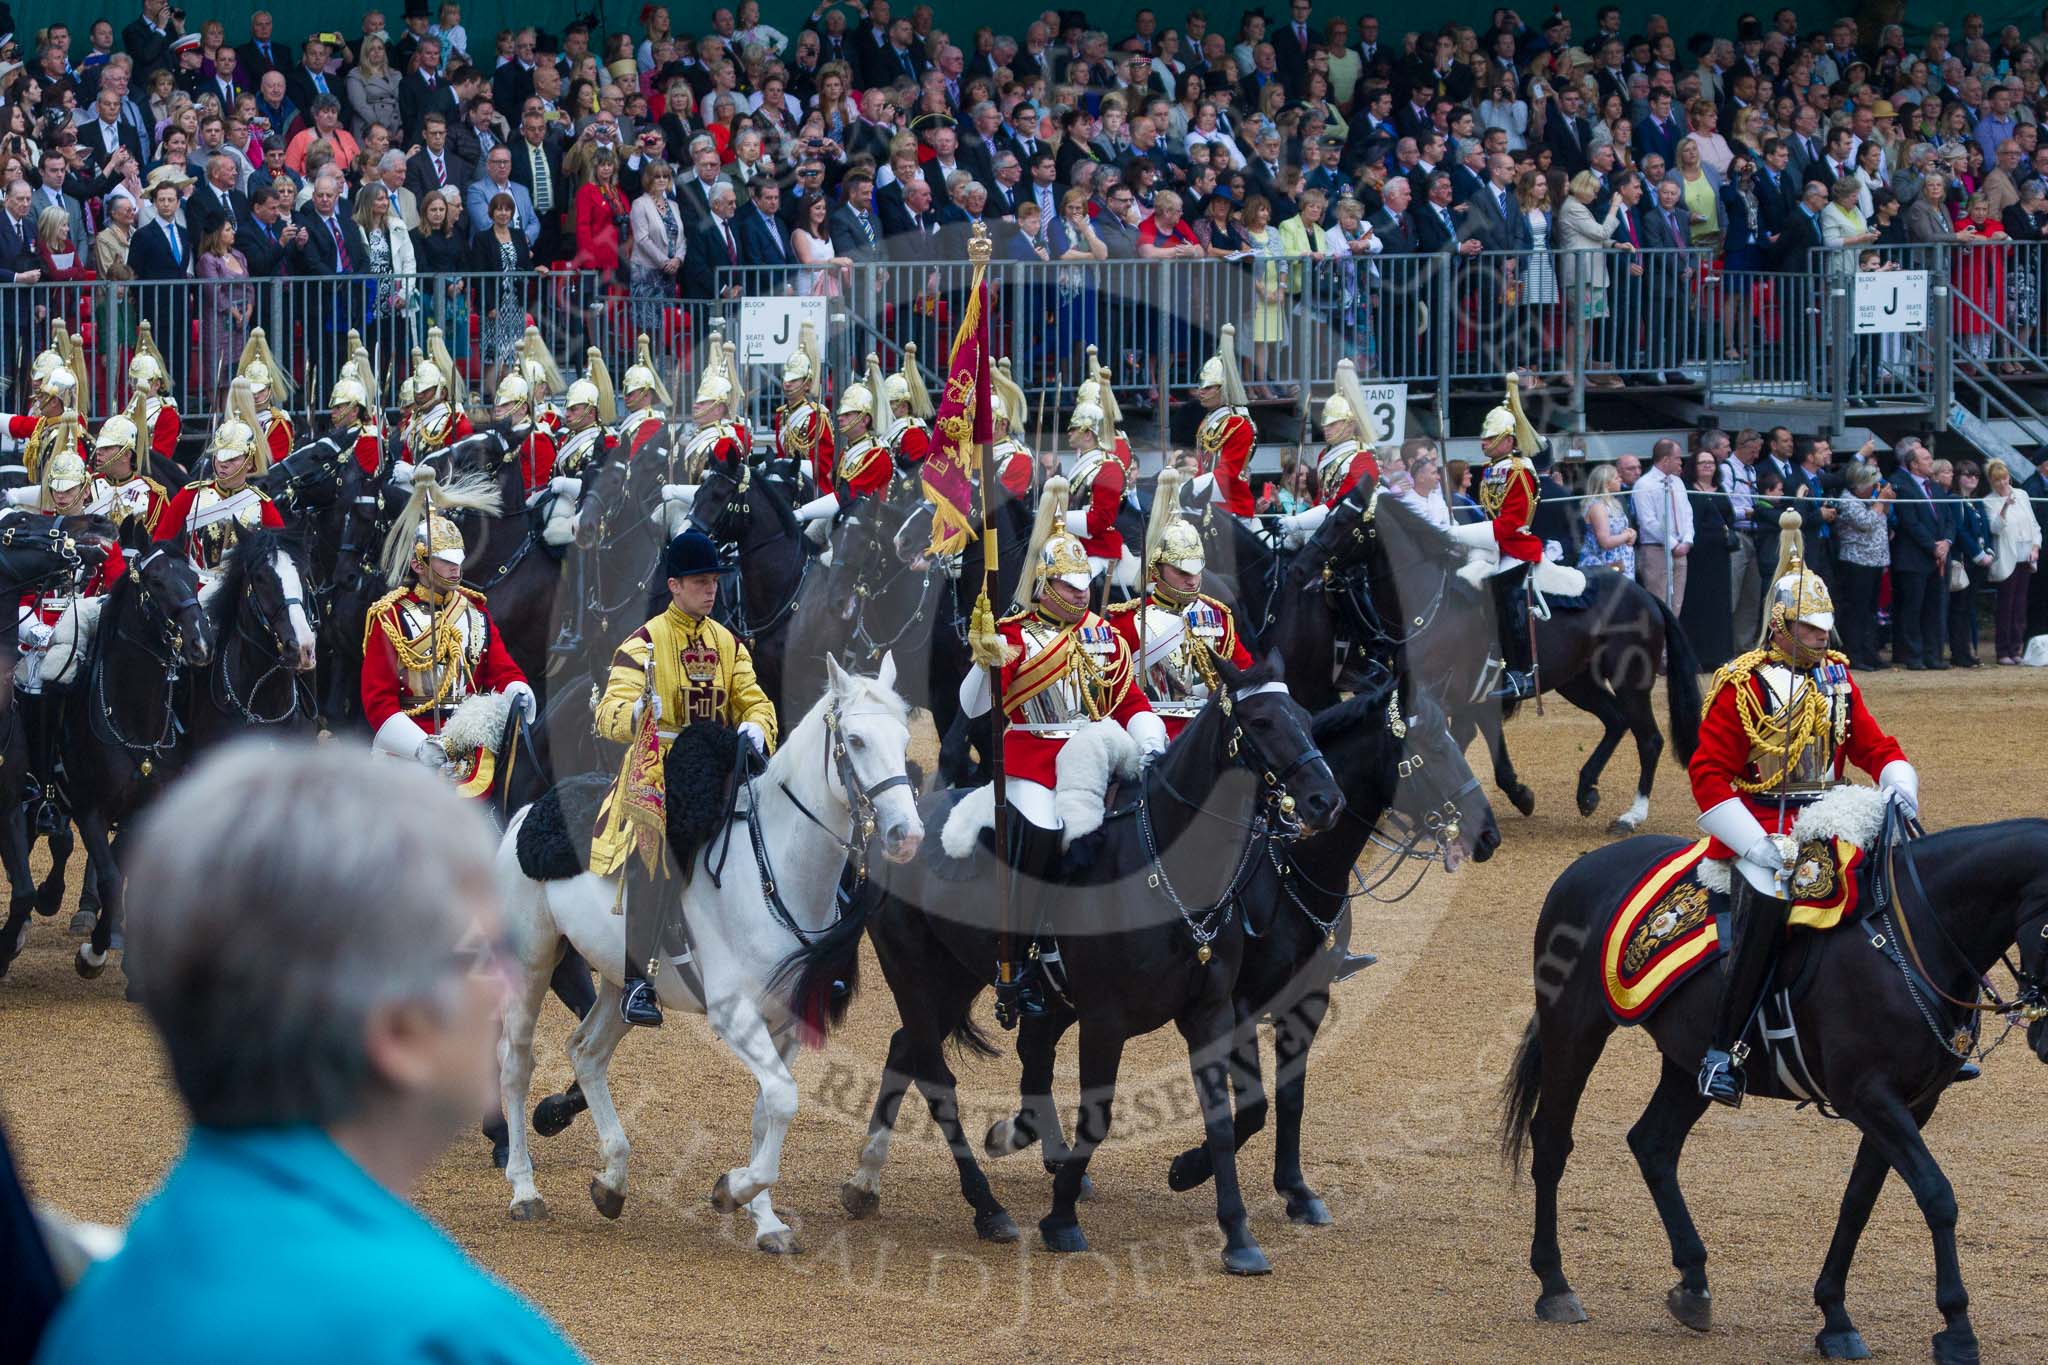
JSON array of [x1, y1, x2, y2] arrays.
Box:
[[91, 548, 203, 776], [217, 548, 318, 726], [1221, 682, 1333, 839]]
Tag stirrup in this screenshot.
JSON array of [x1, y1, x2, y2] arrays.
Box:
[[1954, 1060, 1983, 1083], [1489, 669, 1537, 702], [1697, 1048, 1745, 1108], [992, 965, 1046, 1030], [620, 977, 664, 1027], [1334, 951, 1378, 982]]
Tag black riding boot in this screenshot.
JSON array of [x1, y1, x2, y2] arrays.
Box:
[[1488, 567, 1536, 701], [1698, 879, 1792, 1106], [993, 813, 1058, 1029], [23, 694, 59, 836], [620, 881, 667, 1027]]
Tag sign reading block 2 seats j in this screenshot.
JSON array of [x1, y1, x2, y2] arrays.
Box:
[[740, 297, 832, 365], [1852, 271, 1929, 335]]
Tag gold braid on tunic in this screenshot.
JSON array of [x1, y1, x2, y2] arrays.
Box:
[[362, 586, 482, 717], [1701, 647, 1851, 796]]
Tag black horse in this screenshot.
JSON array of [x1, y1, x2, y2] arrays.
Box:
[[1500, 816, 2048, 1364], [687, 462, 807, 719], [186, 526, 322, 749], [991, 678, 1502, 1227], [1371, 495, 1703, 834], [784, 490, 947, 724], [778, 651, 1343, 1272], [46, 530, 212, 978]]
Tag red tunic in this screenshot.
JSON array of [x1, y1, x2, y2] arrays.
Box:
[[1107, 592, 1254, 739], [995, 609, 1153, 786], [1687, 656, 1907, 858], [1318, 444, 1380, 507], [517, 429, 559, 492], [1199, 408, 1257, 516], [1, 414, 90, 472], [1073, 449, 1128, 560], [889, 418, 931, 470], [620, 411, 666, 460], [994, 441, 1033, 498], [19, 546, 124, 626], [1481, 458, 1544, 563], [776, 400, 835, 488], [837, 437, 893, 501], [360, 586, 529, 738], [261, 414, 293, 466], [350, 424, 384, 477], [147, 401, 181, 461], [154, 481, 287, 571]]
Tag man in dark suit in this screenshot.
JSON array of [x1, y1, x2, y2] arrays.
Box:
[[491, 31, 538, 119], [1635, 176, 1694, 380], [1270, 0, 1320, 94], [1889, 439, 1950, 669], [1633, 90, 1684, 168], [1754, 137, 1796, 239], [237, 183, 295, 278], [684, 180, 743, 301], [506, 105, 567, 261], [83, 86, 147, 169], [127, 179, 194, 389], [850, 2, 899, 90], [188, 155, 252, 238], [735, 179, 796, 287], [404, 115, 471, 201], [398, 47, 460, 145], [236, 11, 289, 84], [284, 37, 353, 137], [831, 170, 887, 266], [122, 0, 181, 78], [1806, 126, 1856, 192], [288, 173, 369, 393], [0, 181, 45, 393], [1544, 86, 1595, 175]]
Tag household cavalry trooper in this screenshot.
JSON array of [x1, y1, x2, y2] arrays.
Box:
[[1447, 373, 1549, 701], [399, 328, 474, 467], [592, 528, 778, 1028], [881, 343, 933, 497], [85, 402, 171, 538], [1189, 324, 1258, 530], [128, 321, 182, 464], [617, 333, 673, 462], [1276, 357, 1380, 547], [154, 383, 285, 575], [960, 476, 1166, 1022], [0, 365, 89, 484], [1688, 513, 1919, 1107], [361, 468, 537, 800], [1106, 469, 1253, 741], [327, 364, 386, 478], [793, 354, 892, 544], [678, 341, 751, 482], [774, 321, 832, 492], [987, 358, 1034, 505], [490, 360, 559, 495], [237, 328, 295, 466], [1061, 395, 1133, 592], [537, 355, 619, 547]]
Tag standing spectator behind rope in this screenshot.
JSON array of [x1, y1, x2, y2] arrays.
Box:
[[1632, 438, 1693, 611], [1983, 458, 2043, 663], [1833, 461, 1894, 671], [31, 743, 587, 1365], [1576, 463, 1637, 577]]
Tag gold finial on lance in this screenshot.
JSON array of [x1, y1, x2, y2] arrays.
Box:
[[968, 221, 993, 265]]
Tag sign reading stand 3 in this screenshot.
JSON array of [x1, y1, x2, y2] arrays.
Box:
[[1852, 270, 1928, 334], [740, 297, 832, 365], [1356, 382, 1407, 445]]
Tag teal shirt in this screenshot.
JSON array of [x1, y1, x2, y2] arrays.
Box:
[[35, 1126, 586, 1364]]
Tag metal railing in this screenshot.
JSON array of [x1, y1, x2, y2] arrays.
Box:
[[2, 237, 2045, 453]]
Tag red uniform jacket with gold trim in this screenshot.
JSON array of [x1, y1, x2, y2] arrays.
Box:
[[1199, 407, 1257, 515], [1072, 448, 1130, 559], [995, 609, 1152, 786], [1317, 443, 1379, 507], [1482, 458, 1544, 563], [359, 586, 529, 738]]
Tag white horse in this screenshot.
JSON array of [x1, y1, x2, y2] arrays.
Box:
[[493, 653, 923, 1250]]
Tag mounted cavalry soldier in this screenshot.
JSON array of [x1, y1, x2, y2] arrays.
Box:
[[774, 322, 832, 491], [398, 331, 474, 468], [87, 407, 171, 538], [617, 334, 673, 463], [237, 328, 295, 467], [1448, 374, 1549, 702], [679, 341, 751, 482], [328, 367, 386, 477], [594, 528, 778, 1027], [882, 344, 933, 496], [1690, 513, 1919, 1106], [361, 470, 537, 799], [1108, 470, 1253, 741], [537, 356, 619, 548], [988, 359, 1034, 504], [1189, 324, 1258, 529], [1061, 398, 1132, 590], [128, 322, 182, 465], [0, 365, 90, 485], [1276, 358, 1379, 547], [961, 477, 1166, 1019], [155, 406, 285, 575], [794, 355, 892, 543], [492, 367, 559, 494]]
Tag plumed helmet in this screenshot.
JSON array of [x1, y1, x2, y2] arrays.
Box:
[[1479, 401, 1517, 442], [664, 528, 721, 579], [623, 361, 661, 396], [1320, 390, 1352, 435], [37, 366, 77, 404], [414, 360, 446, 395], [44, 449, 88, 494], [1018, 474, 1088, 608], [211, 420, 258, 462], [1146, 469, 1202, 575], [1197, 324, 1249, 406], [242, 360, 274, 396], [415, 509, 466, 568], [1067, 400, 1105, 433], [1154, 517, 1205, 575], [95, 415, 140, 452], [1767, 565, 1834, 633], [495, 371, 531, 407], [837, 380, 873, 418], [783, 319, 820, 386], [625, 332, 673, 406], [329, 375, 368, 410], [695, 345, 734, 407], [128, 351, 166, 390], [1037, 530, 1091, 594], [566, 377, 601, 411], [883, 372, 910, 404]]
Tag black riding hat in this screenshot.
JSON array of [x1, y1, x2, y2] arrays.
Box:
[[666, 529, 721, 579]]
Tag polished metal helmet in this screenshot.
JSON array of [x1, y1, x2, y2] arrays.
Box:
[[494, 371, 531, 407], [44, 449, 89, 494], [95, 415, 140, 453], [1037, 529, 1092, 593], [1151, 517, 1205, 575], [565, 377, 601, 412]]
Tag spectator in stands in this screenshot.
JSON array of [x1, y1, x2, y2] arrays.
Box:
[[1890, 438, 1951, 670], [1834, 461, 1894, 670], [1945, 458, 1994, 667], [1577, 463, 1637, 577], [1632, 438, 1693, 610], [1984, 457, 2044, 663]]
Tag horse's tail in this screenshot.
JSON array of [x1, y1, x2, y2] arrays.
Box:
[[1497, 1012, 1543, 1173], [1650, 593, 1704, 764], [768, 879, 872, 1050]]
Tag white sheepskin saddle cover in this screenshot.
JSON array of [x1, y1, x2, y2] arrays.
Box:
[[1697, 785, 1890, 894], [941, 719, 1143, 856], [439, 690, 512, 757], [42, 596, 106, 687]]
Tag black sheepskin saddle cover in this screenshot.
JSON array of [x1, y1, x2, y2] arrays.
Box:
[[516, 722, 745, 882]]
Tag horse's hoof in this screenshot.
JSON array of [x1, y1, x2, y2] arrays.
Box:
[[508, 1197, 549, 1222], [589, 1178, 626, 1221], [1167, 1149, 1210, 1192], [710, 1172, 740, 1213], [1535, 1291, 1589, 1324], [1222, 1244, 1272, 1276], [1608, 817, 1642, 835], [1038, 1219, 1087, 1253], [1930, 1326, 1981, 1365], [491, 1141, 509, 1172], [1510, 785, 1537, 817], [1577, 784, 1600, 817], [67, 908, 96, 936], [756, 1228, 802, 1254], [1815, 1329, 1871, 1360], [839, 1182, 880, 1220], [74, 944, 106, 979], [983, 1116, 1028, 1159], [1285, 1194, 1333, 1226], [532, 1092, 582, 1138], [1666, 1284, 1712, 1333], [974, 1208, 1020, 1243]]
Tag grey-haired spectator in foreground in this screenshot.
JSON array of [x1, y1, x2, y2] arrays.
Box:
[[34, 743, 587, 1365]]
